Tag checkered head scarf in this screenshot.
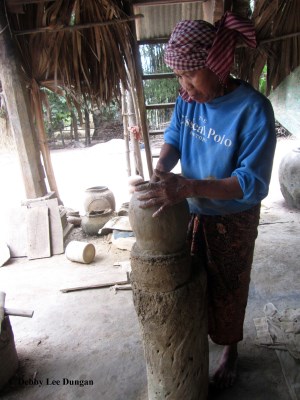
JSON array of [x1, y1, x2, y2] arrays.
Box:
[[164, 12, 256, 100]]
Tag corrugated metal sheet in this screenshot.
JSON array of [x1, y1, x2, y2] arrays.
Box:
[[134, 2, 205, 41]]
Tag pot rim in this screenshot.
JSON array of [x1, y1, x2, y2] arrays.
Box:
[[85, 186, 109, 192]]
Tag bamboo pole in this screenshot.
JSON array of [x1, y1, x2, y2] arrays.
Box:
[[121, 83, 132, 177], [130, 28, 154, 177], [127, 89, 144, 178]]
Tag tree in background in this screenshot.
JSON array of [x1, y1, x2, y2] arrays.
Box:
[[139, 44, 178, 129], [42, 89, 71, 146]]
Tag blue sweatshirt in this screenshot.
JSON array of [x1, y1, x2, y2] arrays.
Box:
[[164, 80, 276, 215]]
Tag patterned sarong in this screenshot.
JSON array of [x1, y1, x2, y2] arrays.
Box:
[[187, 204, 261, 345]]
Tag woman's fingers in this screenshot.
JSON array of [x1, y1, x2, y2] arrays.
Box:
[[138, 197, 165, 208], [133, 170, 186, 216]]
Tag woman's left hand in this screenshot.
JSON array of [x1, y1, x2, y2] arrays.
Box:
[[135, 169, 188, 217]]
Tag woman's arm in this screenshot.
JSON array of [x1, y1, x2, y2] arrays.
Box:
[[152, 143, 180, 178]]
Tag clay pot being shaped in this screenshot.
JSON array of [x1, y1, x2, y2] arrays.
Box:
[[83, 186, 115, 213], [129, 182, 190, 255], [279, 147, 300, 209], [81, 210, 113, 236]]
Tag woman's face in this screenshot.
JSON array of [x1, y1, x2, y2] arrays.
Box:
[[173, 68, 222, 103]]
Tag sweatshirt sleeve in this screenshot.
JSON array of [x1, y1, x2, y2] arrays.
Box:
[[232, 99, 276, 204]]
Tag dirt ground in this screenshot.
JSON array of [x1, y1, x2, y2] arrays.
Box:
[[0, 136, 299, 400]]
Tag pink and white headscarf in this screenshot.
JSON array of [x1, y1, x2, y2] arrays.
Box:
[[164, 11, 257, 100]]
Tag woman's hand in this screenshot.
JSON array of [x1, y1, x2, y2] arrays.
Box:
[[135, 169, 189, 217]]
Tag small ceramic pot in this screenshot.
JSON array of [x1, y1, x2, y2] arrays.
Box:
[[83, 186, 116, 213], [81, 210, 113, 235]]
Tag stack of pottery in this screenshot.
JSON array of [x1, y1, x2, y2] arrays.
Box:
[[81, 186, 115, 235]]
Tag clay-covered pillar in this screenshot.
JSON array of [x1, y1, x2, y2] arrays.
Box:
[[129, 186, 208, 400]]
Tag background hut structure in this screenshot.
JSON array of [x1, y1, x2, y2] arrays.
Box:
[[0, 0, 300, 204]]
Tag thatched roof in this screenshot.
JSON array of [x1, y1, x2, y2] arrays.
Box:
[[236, 0, 300, 95], [4, 0, 140, 105], [3, 0, 300, 103]]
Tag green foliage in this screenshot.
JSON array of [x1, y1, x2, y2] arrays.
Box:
[[143, 78, 178, 104], [42, 89, 71, 137], [140, 44, 171, 74], [139, 44, 179, 128], [259, 65, 267, 95]]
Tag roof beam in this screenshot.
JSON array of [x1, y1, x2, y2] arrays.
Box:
[[142, 73, 175, 79], [137, 38, 169, 44], [132, 0, 208, 5], [13, 14, 144, 35]]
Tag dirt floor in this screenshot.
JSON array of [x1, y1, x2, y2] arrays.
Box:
[[0, 136, 299, 400]]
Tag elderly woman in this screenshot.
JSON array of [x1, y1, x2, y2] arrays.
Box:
[[136, 12, 276, 389]]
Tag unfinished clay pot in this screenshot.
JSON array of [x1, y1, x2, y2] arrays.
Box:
[[279, 147, 300, 209], [129, 182, 190, 255], [83, 186, 116, 213]]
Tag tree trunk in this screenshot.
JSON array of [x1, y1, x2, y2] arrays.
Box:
[[84, 108, 91, 146], [92, 109, 102, 140], [59, 128, 65, 148], [71, 110, 79, 141]]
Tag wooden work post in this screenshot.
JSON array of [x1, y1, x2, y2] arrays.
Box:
[[0, 6, 47, 198]]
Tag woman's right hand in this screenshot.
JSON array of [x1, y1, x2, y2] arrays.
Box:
[[135, 170, 189, 217]]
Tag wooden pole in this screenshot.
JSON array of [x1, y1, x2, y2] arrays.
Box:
[[31, 81, 61, 200], [128, 23, 154, 177], [132, 65, 153, 177], [0, 7, 47, 198], [4, 308, 34, 318]]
